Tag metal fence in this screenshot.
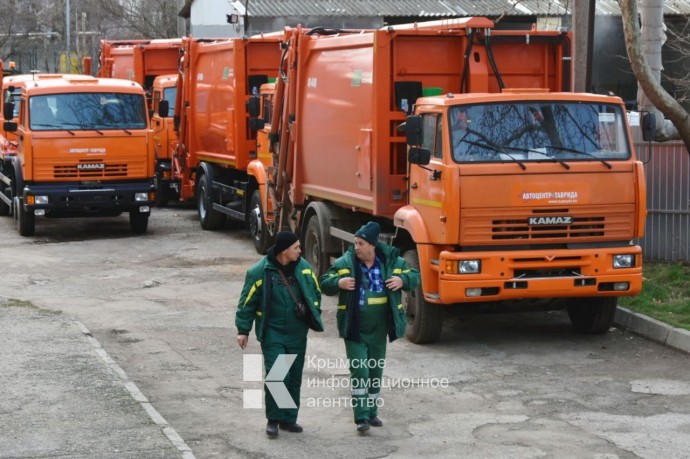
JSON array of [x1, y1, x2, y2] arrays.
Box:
[[636, 136, 690, 262]]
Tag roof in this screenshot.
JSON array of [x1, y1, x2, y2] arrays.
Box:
[[179, 0, 690, 19], [12, 75, 145, 94]]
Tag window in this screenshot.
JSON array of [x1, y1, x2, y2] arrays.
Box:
[[30, 92, 147, 131], [163, 86, 177, 117], [449, 102, 631, 163], [421, 113, 442, 159]]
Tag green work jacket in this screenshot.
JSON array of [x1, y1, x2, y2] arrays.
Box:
[[236, 255, 324, 342], [320, 243, 420, 342]]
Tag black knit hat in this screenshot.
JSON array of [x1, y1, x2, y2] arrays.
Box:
[[354, 221, 380, 246], [274, 231, 299, 254]]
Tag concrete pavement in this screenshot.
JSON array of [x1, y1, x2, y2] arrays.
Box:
[[615, 306, 690, 354], [0, 297, 193, 459], [2, 296, 688, 459]]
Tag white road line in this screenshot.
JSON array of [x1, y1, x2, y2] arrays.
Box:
[[76, 320, 196, 458]]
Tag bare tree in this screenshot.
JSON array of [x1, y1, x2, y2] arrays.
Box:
[[98, 0, 179, 39], [664, 17, 690, 106], [618, 0, 690, 152], [0, 1, 18, 50]]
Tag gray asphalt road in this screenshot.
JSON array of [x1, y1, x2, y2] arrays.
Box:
[[1, 207, 689, 458]]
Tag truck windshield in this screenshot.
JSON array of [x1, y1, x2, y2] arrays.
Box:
[[449, 102, 631, 163], [29, 92, 147, 131]]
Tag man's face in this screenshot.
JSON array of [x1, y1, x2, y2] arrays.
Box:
[[283, 240, 302, 262], [354, 237, 375, 262]]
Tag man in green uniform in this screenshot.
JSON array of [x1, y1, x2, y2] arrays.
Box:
[[320, 222, 420, 432], [236, 231, 324, 438]]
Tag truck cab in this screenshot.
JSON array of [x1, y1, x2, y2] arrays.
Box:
[[400, 91, 645, 340], [151, 74, 178, 205], [0, 74, 156, 235]]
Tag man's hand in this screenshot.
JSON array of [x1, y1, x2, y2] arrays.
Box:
[[338, 277, 356, 291], [237, 335, 248, 349], [385, 276, 403, 291]]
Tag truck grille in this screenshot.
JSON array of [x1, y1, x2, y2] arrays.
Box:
[[461, 206, 635, 244], [54, 162, 128, 178], [492, 216, 605, 239]]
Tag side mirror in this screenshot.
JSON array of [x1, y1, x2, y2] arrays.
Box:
[[3, 120, 17, 132], [248, 118, 266, 131], [405, 115, 423, 146], [158, 100, 170, 118], [3, 101, 14, 120], [641, 111, 656, 142], [408, 147, 431, 166], [246, 96, 261, 118]]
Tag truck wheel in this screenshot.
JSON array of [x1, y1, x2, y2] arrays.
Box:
[[304, 215, 328, 276], [567, 297, 617, 334], [403, 249, 442, 344], [248, 190, 271, 254], [197, 173, 225, 230], [15, 196, 35, 237], [129, 211, 149, 234]]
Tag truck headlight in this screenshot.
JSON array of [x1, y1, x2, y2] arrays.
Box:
[[459, 260, 481, 274], [35, 195, 49, 204], [135, 192, 149, 202], [613, 254, 635, 269]]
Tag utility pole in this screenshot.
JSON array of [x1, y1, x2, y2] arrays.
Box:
[[177, 0, 187, 37], [572, 0, 595, 92], [66, 0, 71, 57]]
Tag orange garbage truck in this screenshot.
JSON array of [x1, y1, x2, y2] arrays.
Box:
[[248, 18, 646, 343], [0, 73, 156, 235], [170, 35, 282, 237], [1, 68, 67, 215], [98, 39, 182, 103], [150, 74, 179, 205]]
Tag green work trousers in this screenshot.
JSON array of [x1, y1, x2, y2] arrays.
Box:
[[262, 340, 306, 423], [345, 292, 388, 423]]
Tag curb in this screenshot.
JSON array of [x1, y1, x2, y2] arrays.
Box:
[[614, 307, 690, 355]]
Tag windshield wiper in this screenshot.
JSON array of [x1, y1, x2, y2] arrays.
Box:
[[500, 145, 571, 170], [99, 122, 133, 135], [461, 137, 526, 170], [547, 145, 612, 169]]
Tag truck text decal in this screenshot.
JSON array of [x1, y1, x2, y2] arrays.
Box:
[[528, 216, 573, 226], [77, 163, 105, 170], [69, 148, 107, 154], [521, 191, 579, 204]]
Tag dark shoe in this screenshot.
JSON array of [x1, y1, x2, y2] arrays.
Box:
[[356, 420, 370, 432], [279, 422, 303, 433], [368, 416, 383, 427], [266, 421, 279, 438]]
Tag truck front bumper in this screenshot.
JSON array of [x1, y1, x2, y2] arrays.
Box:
[[430, 245, 643, 304], [23, 180, 155, 217]]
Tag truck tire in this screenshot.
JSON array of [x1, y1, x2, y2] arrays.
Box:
[[129, 211, 149, 234], [303, 215, 329, 276], [15, 196, 35, 237], [197, 173, 225, 230], [248, 189, 271, 254], [403, 249, 443, 344], [567, 297, 617, 334]]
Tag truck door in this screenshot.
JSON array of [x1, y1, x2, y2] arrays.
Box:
[[408, 112, 447, 243]]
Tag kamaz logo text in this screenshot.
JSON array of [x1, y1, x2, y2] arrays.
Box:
[[528, 216, 573, 225], [77, 163, 105, 170]]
